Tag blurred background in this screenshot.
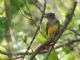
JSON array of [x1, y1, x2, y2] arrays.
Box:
[[0, 0, 80, 60]]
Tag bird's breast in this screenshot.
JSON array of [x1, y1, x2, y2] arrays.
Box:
[[48, 24, 60, 39]]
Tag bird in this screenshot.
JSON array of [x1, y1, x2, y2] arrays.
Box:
[[43, 13, 60, 50]]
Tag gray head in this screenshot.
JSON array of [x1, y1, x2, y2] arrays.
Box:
[[44, 13, 55, 20]]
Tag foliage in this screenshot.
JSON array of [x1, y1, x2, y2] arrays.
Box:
[[0, 46, 8, 60], [0, 0, 80, 60]]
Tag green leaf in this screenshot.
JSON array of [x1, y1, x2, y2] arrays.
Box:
[[0, 46, 8, 60], [36, 54, 45, 60], [62, 52, 77, 60], [48, 50, 59, 60], [62, 46, 71, 53], [0, 17, 6, 28], [36, 33, 46, 43]]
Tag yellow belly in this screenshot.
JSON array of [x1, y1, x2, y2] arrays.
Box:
[[48, 24, 59, 39]]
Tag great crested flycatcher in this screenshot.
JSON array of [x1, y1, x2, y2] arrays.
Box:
[[45, 13, 60, 39], [43, 13, 60, 50]]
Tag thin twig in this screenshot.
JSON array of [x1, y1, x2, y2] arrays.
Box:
[[32, 0, 43, 13], [22, 0, 46, 59], [25, 0, 46, 53], [22, 0, 47, 39], [19, 9, 32, 20], [23, 1, 33, 21], [54, 39, 80, 49], [70, 29, 80, 36], [22, 0, 34, 59], [29, 1, 77, 60]]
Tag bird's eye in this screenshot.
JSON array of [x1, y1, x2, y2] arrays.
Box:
[[49, 14, 53, 17]]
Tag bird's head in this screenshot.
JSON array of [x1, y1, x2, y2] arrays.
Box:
[[44, 13, 55, 20]]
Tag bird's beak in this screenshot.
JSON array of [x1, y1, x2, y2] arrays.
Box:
[[44, 14, 47, 18]]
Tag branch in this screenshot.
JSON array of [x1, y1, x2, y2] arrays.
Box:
[[70, 29, 80, 36], [29, 1, 77, 60], [4, 0, 13, 60], [0, 38, 80, 56], [22, 0, 47, 58], [0, 50, 10, 55], [45, 3, 79, 58], [4, 0, 12, 42], [20, 1, 47, 39], [54, 39, 80, 49], [14, 38, 80, 59]]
